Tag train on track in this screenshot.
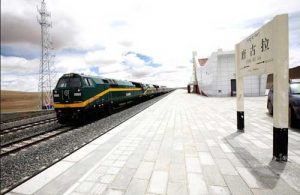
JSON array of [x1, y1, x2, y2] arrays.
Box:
[[53, 73, 172, 123]]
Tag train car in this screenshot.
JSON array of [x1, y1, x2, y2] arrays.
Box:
[[53, 73, 144, 123]]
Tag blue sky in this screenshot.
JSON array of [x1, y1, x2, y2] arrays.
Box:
[[1, 0, 300, 91], [1, 44, 40, 60]]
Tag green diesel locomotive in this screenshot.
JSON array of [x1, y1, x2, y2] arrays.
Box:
[[53, 73, 169, 123]]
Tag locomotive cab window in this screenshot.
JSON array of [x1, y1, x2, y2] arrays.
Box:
[[83, 78, 95, 87], [88, 78, 94, 87], [83, 78, 90, 86], [102, 79, 109, 84], [57, 77, 81, 88]]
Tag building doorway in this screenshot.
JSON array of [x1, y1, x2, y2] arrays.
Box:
[[231, 79, 236, 96]]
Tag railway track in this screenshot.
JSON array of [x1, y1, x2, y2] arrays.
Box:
[[1, 111, 55, 124], [0, 126, 76, 157], [1, 118, 57, 135]]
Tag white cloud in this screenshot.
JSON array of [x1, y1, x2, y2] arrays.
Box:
[[290, 49, 300, 68], [1, 56, 40, 91], [1, 56, 39, 74], [85, 49, 121, 65], [1, 0, 300, 91], [1, 74, 39, 92], [55, 55, 91, 74]]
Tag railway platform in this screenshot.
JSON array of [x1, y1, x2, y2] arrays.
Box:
[[9, 89, 300, 195]]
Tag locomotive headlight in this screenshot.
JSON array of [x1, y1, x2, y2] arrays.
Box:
[[53, 90, 59, 97], [74, 92, 82, 96]]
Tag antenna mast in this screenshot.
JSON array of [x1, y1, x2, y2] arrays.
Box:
[[37, 0, 55, 109]]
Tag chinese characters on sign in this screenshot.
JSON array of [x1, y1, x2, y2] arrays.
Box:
[[261, 38, 269, 52], [241, 38, 270, 60], [237, 20, 274, 76]]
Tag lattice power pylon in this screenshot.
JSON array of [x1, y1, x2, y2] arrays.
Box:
[[37, 0, 55, 109]]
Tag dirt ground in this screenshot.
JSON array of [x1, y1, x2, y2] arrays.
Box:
[[1, 90, 40, 113]]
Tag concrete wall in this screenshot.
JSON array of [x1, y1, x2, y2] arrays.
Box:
[[196, 50, 267, 97]]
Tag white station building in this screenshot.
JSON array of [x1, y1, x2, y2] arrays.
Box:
[[195, 49, 267, 97]]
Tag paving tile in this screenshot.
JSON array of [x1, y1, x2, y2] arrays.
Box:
[[209, 146, 227, 159], [219, 143, 234, 153], [202, 165, 226, 186], [110, 168, 136, 190], [184, 145, 198, 157], [108, 154, 120, 160], [187, 173, 208, 195], [96, 166, 110, 174], [154, 157, 170, 171], [167, 182, 188, 195], [74, 181, 94, 193], [236, 167, 263, 188], [206, 139, 217, 146], [106, 167, 121, 175], [118, 155, 129, 161], [125, 179, 148, 195], [100, 175, 116, 184], [86, 173, 100, 182], [171, 151, 185, 164], [208, 185, 231, 195], [89, 183, 107, 195], [226, 153, 251, 168], [102, 159, 115, 166], [195, 143, 209, 152], [250, 140, 270, 149], [215, 158, 238, 176], [105, 189, 124, 195], [224, 175, 252, 195], [69, 192, 84, 195], [185, 157, 202, 173], [144, 151, 158, 162], [113, 160, 127, 168], [198, 152, 215, 165], [169, 163, 187, 183], [125, 156, 142, 169], [290, 155, 300, 164], [173, 142, 184, 151], [134, 161, 154, 180], [149, 142, 161, 151], [12, 161, 74, 194], [148, 171, 168, 194], [64, 145, 99, 162], [252, 177, 300, 195]]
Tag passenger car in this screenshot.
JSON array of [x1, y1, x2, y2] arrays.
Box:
[[267, 79, 300, 127]]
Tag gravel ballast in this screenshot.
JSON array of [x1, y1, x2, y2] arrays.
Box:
[[0, 93, 171, 193], [1, 110, 54, 124], [1, 113, 56, 130], [1, 121, 61, 146]]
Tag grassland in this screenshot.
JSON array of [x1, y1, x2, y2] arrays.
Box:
[[1, 90, 40, 113]]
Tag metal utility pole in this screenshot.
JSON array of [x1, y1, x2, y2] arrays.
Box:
[[37, 0, 55, 109]]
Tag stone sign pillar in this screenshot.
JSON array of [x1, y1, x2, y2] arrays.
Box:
[[235, 47, 244, 131], [235, 14, 289, 161]]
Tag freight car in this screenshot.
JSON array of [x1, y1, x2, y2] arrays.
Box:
[[53, 73, 170, 123]]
